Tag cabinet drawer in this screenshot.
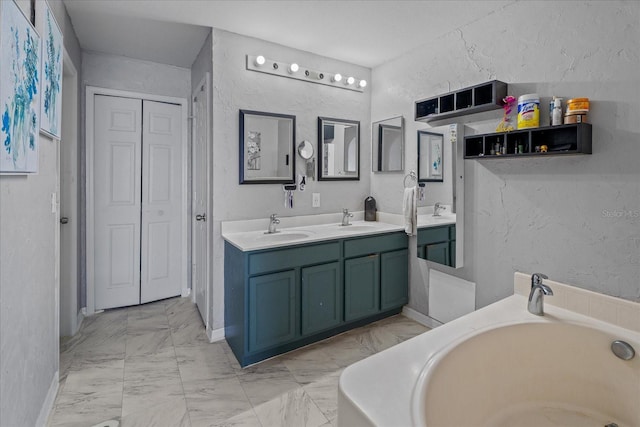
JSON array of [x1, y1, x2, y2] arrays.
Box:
[[417, 226, 449, 245], [249, 242, 340, 275], [344, 232, 407, 258]]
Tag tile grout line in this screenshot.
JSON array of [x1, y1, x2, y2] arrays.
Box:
[[166, 302, 194, 427]]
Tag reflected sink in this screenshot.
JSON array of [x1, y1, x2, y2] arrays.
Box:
[[256, 232, 311, 242]]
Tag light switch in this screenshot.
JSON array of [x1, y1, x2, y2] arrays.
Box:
[[312, 193, 320, 207]]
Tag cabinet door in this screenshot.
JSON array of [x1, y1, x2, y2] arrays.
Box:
[[426, 242, 450, 265], [344, 255, 380, 321], [380, 249, 408, 310], [301, 262, 342, 336], [248, 270, 297, 353]]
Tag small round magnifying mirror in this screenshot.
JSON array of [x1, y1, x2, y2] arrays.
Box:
[[297, 140, 314, 160]]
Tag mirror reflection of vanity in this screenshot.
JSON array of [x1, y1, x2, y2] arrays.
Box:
[[372, 116, 404, 172], [318, 117, 360, 181], [415, 123, 464, 268]]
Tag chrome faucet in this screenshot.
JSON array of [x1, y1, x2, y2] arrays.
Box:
[[433, 202, 446, 217], [528, 273, 553, 316], [266, 213, 280, 234], [341, 208, 353, 226]]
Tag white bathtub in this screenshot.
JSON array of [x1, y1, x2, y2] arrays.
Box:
[[338, 274, 640, 427]]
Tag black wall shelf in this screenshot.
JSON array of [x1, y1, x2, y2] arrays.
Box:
[[415, 80, 508, 122], [464, 123, 592, 159]]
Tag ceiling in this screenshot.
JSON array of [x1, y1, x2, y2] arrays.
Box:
[[63, 0, 515, 69]]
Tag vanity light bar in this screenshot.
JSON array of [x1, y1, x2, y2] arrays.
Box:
[[246, 55, 366, 93]]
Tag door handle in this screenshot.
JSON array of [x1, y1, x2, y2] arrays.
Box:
[[195, 214, 206, 222], [60, 217, 69, 224]]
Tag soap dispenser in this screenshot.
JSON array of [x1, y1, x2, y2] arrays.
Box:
[[364, 197, 377, 221]]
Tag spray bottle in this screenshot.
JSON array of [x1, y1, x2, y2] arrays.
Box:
[[552, 97, 563, 126]]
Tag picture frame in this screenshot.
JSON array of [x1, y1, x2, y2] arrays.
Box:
[[239, 110, 296, 184], [1, 0, 41, 174], [417, 130, 444, 182], [37, 0, 63, 139]]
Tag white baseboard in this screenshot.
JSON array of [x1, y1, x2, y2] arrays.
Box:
[[36, 371, 59, 427], [402, 306, 443, 329], [182, 288, 191, 298], [207, 327, 225, 343]]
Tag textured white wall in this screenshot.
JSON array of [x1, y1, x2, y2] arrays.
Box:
[[209, 29, 372, 330], [0, 2, 82, 425], [371, 0, 640, 316]]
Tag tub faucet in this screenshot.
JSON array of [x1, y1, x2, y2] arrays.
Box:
[[528, 273, 553, 316], [341, 208, 353, 226], [266, 213, 280, 234], [433, 202, 446, 217]]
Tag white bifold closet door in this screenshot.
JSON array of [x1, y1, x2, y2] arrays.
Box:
[[94, 95, 182, 310]]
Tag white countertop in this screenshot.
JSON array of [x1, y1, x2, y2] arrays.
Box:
[[222, 220, 404, 251], [221, 210, 457, 252]]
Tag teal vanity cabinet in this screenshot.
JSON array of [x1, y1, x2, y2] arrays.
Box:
[[224, 231, 408, 367], [417, 224, 456, 267], [344, 233, 408, 321]]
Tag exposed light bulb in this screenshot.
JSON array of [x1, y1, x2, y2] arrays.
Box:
[[346, 76, 355, 85], [332, 73, 342, 83], [254, 55, 266, 66], [288, 63, 299, 74], [358, 79, 367, 88]]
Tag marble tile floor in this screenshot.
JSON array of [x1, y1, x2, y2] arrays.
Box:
[[48, 297, 430, 427]]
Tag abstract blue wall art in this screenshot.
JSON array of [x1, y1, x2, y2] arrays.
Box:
[[1, 0, 41, 174], [38, 0, 62, 139]]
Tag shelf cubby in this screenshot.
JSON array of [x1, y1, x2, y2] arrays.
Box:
[[464, 123, 592, 159], [415, 80, 508, 122]]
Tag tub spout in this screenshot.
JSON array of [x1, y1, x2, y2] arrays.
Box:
[[528, 273, 553, 316]]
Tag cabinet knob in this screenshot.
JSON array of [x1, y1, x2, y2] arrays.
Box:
[[60, 217, 69, 224]]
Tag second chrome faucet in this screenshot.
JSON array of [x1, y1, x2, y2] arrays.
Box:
[[341, 208, 353, 226], [266, 213, 280, 234]]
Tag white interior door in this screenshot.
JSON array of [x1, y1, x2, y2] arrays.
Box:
[[192, 77, 210, 325], [94, 95, 142, 309], [140, 100, 183, 303]]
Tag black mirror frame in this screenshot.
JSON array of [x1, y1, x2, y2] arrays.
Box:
[[317, 116, 360, 181], [417, 130, 444, 183], [239, 109, 296, 184]]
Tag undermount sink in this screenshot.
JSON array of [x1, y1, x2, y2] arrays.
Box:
[[337, 224, 377, 231], [256, 232, 312, 242]]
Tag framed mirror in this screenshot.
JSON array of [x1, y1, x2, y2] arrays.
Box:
[[318, 117, 360, 181], [239, 110, 295, 184], [372, 116, 404, 172], [417, 130, 444, 182], [416, 124, 464, 269]]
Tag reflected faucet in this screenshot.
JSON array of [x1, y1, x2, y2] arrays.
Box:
[[433, 202, 446, 217], [528, 273, 553, 316], [266, 213, 280, 234], [341, 208, 353, 226]]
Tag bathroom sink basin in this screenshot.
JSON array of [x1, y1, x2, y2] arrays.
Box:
[[255, 232, 311, 242], [337, 225, 377, 232]]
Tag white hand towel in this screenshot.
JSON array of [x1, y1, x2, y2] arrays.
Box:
[[403, 187, 417, 236]]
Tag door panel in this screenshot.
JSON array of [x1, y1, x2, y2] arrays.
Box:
[[141, 100, 183, 303], [344, 255, 380, 321], [248, 271, 297, 353], [301, 262, 342, 336], [94, 95, 142, 309], [380, 249, 409, 310], [193, 80, 210, 324]]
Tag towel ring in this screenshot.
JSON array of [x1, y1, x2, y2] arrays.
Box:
[[403, 171, 417, 188]]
